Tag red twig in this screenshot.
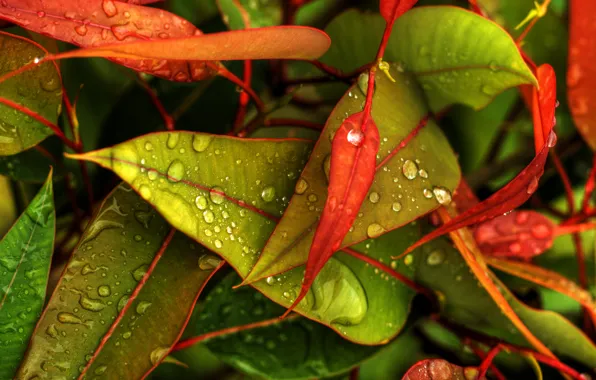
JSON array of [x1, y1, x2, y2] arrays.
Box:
[[477, 345, 502, 379], [465, 341, 506, 380], [173, 314, 299, 351], [217, 65, 265, 113], [135, 73, 175, 131], [233, 60, 252, 132], [349, 367, 360, 380], [582, 153, 596, 213], [78, 228, 176, 380], [550, 151, 575, 215]]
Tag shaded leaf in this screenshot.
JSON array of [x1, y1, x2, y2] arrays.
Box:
[[218, 0, 282, 29], [0, 32, 62, 155], [68, 133, 421, 344], [0, 139, 63, 182], [402, 359, 484, 380], [0, 0, 217, 82], [186, 272, 379, 380], [15, 183, 221, 379], [568, 0, 596, 149], [0, 171, 54, 379], [414, 228, 596, 367], [245, 64, 459, 284], [380, 0, 419, 25]]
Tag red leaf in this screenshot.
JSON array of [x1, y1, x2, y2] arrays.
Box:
[[402, 359, 485, 380], [474, 210, 555, 260], [0, 0, 216, 82], [399, 64, 557, 257], [380, 0, 419, 24], [282, 111, 380, 316], [568, 0, 596, 150]]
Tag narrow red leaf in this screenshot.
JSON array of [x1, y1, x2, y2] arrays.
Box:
[[0, 0, 216, 82], [380, 0, 419, 25], [281, 112, 380, 317], [398, 64, 557, 257], [474, 210, 555, 260]]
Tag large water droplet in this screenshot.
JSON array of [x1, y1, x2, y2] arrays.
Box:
[[166, 160, 184, 182], [94, 366, 107, 375], [102, 0, 118, 17], [198, 254, 221, 270], [402, 160, 418, 180], [166, 133, 179, 149], [347, 129, 364, 147], [209, 187, 225, 204], [202, 210, 214, 224], [79, 295, 107, 312], [392, 202, 402, 212], [546, 130, 557, 148], [531, 223, 551, 239], [295, 178, 309, 195], [432, 186, 452, 205], [192, 134, 213, 152], [98, 285, 111, 297], [261, 186, 276, 202], [132, 265, 149, 281], [357, 72, 369, 94], [195, 195, 208, 210], [57, 312, 85, 325], [368, 192, 380, 204], [117, 295, 130, 312], [367, 223, 386, 238], [423, 188, 433, 199], [74, 24, 88, 36]]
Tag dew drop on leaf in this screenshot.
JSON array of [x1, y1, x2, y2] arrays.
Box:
[[526, 177, 539, 194], [209, 187, 225, 204], [423, 188, 433, 199], [369, 192, 380, 204], [136, 301, 152, 315], [202, 210, 214, 224], [166, 160, 184, 182], [261, 186, 276, 202], [367, 223, 386, 238], [195, 195, 208, 210], [295, 178, 309, 195], [192, 134, 213, 152], [402, 160, 418, 180], [392, 202, 402, 212], [432, 186, 452, 205], [132, 265, 149, 281], [347, 129, 364, 146], [97, 285, 111, 297], [166, 133, 179, 149], [426, 250, 445, 266], [198, 254, 221, 270]]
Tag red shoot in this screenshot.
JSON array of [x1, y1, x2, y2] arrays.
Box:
[[281, 112, 380, 317], [380, 0, 419, 25]]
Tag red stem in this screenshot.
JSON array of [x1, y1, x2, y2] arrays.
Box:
[[466, 341, 506, 380], [217, 66, 265, 113], [233, 60, 252, 132], [136, 74, 175, 131], [582, 153, 596, 213], [477, 345, 502, 379], [550, 151, 575, 215], [78, 228, 176, 380]]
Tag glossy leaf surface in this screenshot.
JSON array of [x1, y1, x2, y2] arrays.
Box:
[[0, 32, 62, 156], [15, 184, 220, 379], [0, 172, 54, 379], [189, 272, 378, 379], [568, 0, 596, 149], [414, 230, 596, 367], [402, 359, 483, 380], [245, 64, 459, 283], [69, 134, 421, 344]]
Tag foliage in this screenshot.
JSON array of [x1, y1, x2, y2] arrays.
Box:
[[0, 0, 595, 379]]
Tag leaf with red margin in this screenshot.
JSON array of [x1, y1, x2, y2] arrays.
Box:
[[15, 183, 222, 379], [474, 210, 555, 260], [399, 64, 557, 257], [380, 0, 419, 24], [568, 0, 596, 150], [281, 111, 380, 316], [402, 359, 484, 380]]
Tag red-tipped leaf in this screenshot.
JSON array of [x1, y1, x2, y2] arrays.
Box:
[[282, 111, 380, 316], [400, 64, 557, 256], [380, 0, 419, 24]]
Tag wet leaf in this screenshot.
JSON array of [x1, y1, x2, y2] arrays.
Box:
[[186, 272, 378, 379], [0, 172, 54, 379], [414, 230, 596, 367], [217, 0, 282, 29], [473, 210, 555, 259], [380, 0, 419, 25], [568, 0, 596, 149], [402, 359, 483, 380], [245, 64, 459, 284], [0, 32, 62, 156], [68, 134, 421, 344], [0, 0, 218, 82], [15, 184, 221, 379]]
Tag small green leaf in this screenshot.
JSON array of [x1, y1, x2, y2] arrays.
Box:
[[218, 0, 282, 29], [189, 272, 378, 379], [0, 171, 54, 379], [69, 134, 420, 344], [15, 184, 220, 379], [246, 65, 460, 283], [0, 32, 62, 156], [415, 230, 596, 367]]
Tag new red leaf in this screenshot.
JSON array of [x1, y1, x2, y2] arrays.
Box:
[[380, 0, 419, 25], [474, 210, 555, 260], [282, 111, 380, 317], [0, 0, 216, 82], [399, 64, 557, 256]]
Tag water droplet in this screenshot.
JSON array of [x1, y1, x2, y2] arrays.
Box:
[[402, 160, 418, 180], [423, 188, 433, 199], [136, 301, 152, 314], [426, 250, 444, 266], [134, 234, 143, 242], [323, 155, 331, 182], [166, 133, 179, 149], [123, 331, 132, 339], [307, 194, 318, 203], [202, 210, 214, 223], [57, 312, 85, 325], [266, 276, 275, 285], [433, 186, 452, 205], [198, 254, 221, 270], [418, 169, 428, 178], [369, 192, 380, 204], [102, 0, 118, 17], [209, 187, 225, 204], [509, 242, 522, 253], [132, 265, 149, 281], [261, 186, 276, 202], [295, 178, 309, 195], [144, 142, 153, 151], [150, 346, 170, 365], [367, 223, 386, 238], [357, 72, 369, 94], [214, 240, 223, 249], [74, 24, 88, 36], [166, 160, 184, 182], [526, 177, 539, 194], [392, 202, 402, 212], [546, 130, 557, 147], [147, 169, 158, 181], [404, 255, 413, 266], [347, 129, 364, 146], [139, 185, 152, 200], [195, 195, 208, 210], [192, 134, 213, 152], [94, 365, 107, 375], [46, 324, 58, 338], [489, 61, 499, 71], [79, 295, 107, 312], [98, 285, 111, 297], [481, 84, 495, 96], [118, 295, 130, 312]]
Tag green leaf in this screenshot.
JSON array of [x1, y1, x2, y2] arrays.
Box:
[[289, 7, 536, 111], [246, 64, 459, 284], [0, 138, 62, 182], [69, 133, 420, 344], [414, 230, 596, 367], [189, 272, 378, 379], [0, 171, 54, 379], [15, 184, 221, 379], [0, 32, 62, 156], [217, 0, 282, 29]]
